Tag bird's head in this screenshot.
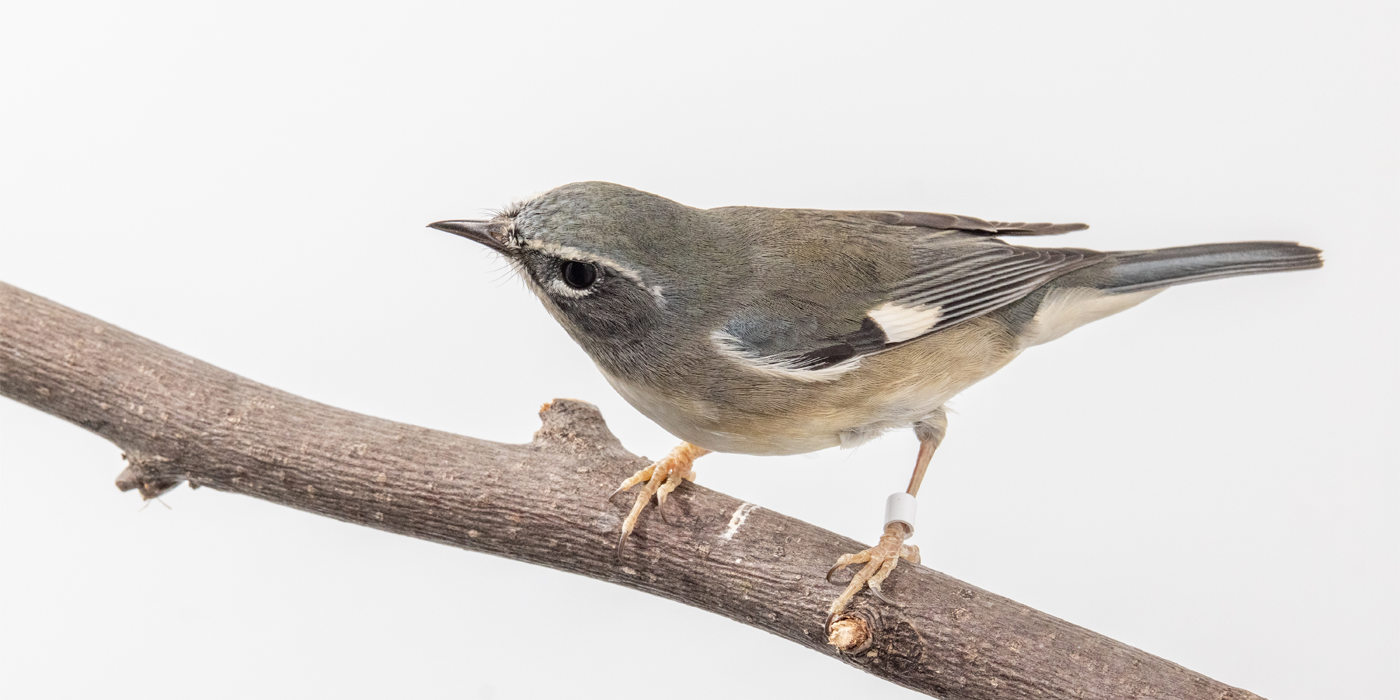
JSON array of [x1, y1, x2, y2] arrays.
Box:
[[431, 181, 741, 367]]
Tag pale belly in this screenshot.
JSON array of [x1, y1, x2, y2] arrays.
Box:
[[600, 318, 1021, 456]]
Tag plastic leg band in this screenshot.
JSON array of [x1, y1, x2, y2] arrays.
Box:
[[884, 492, 917, 535]]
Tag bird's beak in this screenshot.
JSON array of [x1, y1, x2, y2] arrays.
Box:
[[428, 220, 511, 253]]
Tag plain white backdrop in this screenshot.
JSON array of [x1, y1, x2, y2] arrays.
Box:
[[1, 2, 1395, 698]]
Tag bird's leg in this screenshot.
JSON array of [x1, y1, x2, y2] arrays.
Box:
[[827, 411, 947, 624], [610, 441, 710, 553]]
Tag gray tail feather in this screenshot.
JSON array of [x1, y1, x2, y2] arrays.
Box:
[[1101, 241, 1323, 293]]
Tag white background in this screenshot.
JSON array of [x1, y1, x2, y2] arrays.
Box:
[[1, 2, 1395, 698]]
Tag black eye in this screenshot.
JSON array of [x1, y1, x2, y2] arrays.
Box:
[[560, 260, 597, 290]]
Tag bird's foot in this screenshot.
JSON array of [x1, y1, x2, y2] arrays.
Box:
[[826, 523, 920, 625], [609, 441, 709, 554]]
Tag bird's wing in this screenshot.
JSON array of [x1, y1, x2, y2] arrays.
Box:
[[844, 210, 1089, 236], [715, 232, 1103, 377]]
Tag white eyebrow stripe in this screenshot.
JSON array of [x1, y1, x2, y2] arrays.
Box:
[[521, 239, 666, 306]]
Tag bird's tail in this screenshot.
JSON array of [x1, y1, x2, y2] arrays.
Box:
[[1099, 241, 1323, 293]]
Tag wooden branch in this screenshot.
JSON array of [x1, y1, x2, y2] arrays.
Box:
[[0, 279, 1263, 700]]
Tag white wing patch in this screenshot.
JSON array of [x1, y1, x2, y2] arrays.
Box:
[[868, 302, 945, 343], [710, 330, 860, 382]]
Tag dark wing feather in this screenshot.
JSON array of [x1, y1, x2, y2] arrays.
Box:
[[850, 210, 1089, 236], [891, 244, 1099, 330]]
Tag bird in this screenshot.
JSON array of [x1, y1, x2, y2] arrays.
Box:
[[430, 181, 1322, 624]]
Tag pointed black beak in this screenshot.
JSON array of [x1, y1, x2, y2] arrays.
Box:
[[428, 220, 511, 253]]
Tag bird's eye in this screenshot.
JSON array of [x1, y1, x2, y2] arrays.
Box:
[[560, 260, 598, 290]]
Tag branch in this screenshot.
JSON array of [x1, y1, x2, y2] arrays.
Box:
[[0, 280, 1262, 700]]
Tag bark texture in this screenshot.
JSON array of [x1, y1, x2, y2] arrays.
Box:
[[0, 281, 1263, 700]]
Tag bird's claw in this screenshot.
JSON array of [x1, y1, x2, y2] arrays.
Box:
[[867, 583, 900, 608], [826, 524, 920, 619], [609, 443, 706, 557], [605, 484, 631, 505], [826, 563, 844, 583]]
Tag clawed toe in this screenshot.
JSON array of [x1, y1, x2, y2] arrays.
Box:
[[823, 611, 841, 637], [866, 582, 899, 607], [826, 523, 918, 618], [825, 564, 842, 583], [610, 442, 708, 557]]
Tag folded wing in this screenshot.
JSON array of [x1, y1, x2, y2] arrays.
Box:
[[716, 212, 1103, 378]]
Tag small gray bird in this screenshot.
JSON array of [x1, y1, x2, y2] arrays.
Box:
[[431, 181, 1322, 621]]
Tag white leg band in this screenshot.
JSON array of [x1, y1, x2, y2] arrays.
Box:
[[884, 492, 917, 535]]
